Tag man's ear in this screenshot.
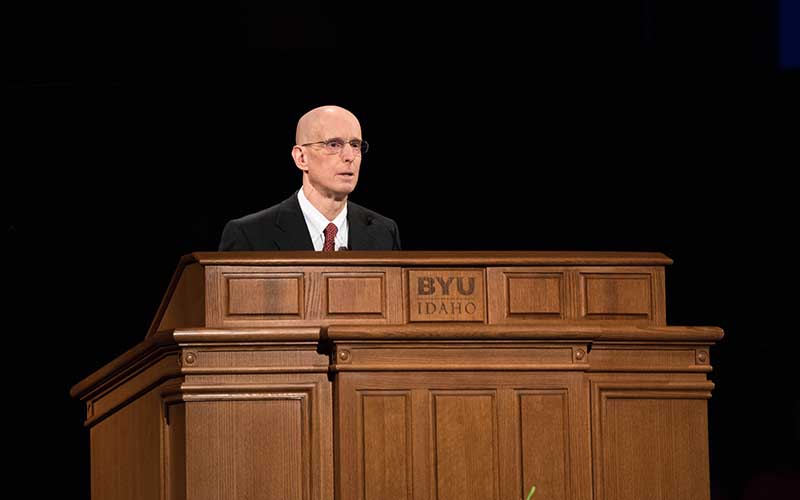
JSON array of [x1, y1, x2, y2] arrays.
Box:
[[291, 146, 308, 171]]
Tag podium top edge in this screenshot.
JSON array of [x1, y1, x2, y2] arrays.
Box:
[[182, 251, 673, 267]]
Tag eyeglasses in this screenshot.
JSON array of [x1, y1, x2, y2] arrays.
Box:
[[301, 138, 369, 155]]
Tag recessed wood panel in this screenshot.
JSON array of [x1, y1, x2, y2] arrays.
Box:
[[361, 393, 412, 499], [433, 393, 499, 500], [330, 370, 596, 500], [227, 275, 302, 316], [486, 268, 577, 324], [508, 275, 563, 317], [327, 276, 384, 315], [213, 266, 402, 326], [595, 392, 710, 500], [581, 274, 651, 319], [519, 391, 570, 500], [186, 398, 309, 500]]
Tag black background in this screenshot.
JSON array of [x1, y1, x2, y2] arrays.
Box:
[[6, 1, 799, 498]]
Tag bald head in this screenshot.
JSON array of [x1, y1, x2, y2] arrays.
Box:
[[295, 105, 361, 145]]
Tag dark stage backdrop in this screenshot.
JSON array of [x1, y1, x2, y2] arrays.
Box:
[[6, 1, 798, 498]]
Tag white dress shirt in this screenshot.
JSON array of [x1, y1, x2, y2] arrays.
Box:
[[297, 189, 349, 251]]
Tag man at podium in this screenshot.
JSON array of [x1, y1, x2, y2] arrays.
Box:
[[219, 105, 401, 252]]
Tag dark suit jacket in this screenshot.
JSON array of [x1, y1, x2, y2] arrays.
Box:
[[219, 193, 401, 251]]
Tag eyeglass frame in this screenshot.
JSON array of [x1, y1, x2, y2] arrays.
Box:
[[300, 137, 369, 155]]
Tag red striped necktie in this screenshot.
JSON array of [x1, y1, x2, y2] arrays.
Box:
[[323, 223, 337, 252]]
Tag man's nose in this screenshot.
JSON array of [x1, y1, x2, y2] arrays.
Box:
[[340, 144, 356, 161]]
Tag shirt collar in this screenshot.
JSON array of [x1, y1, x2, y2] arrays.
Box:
[[297, 188, 348, 241]]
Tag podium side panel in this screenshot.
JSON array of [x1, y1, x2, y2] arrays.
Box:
[[90, 391, 162, 500], [591, 376, 712, 500]]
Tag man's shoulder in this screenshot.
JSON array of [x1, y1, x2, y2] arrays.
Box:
[[229, 204, 280, 227], [348, 200, 398, 228], [347, 199, 401, 250], [218, 194, 304, 251], [228, 195, 297, 228]]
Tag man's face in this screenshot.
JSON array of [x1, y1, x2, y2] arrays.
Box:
[[300, 113, 362, 200]]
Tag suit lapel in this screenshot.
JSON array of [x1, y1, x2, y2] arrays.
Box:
[[274, 193, 315, 250], [347, 202, 377, 250]]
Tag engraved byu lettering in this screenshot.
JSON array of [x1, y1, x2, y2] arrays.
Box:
[[417, 301, 478, 315], [418, 277, 435, 295], [408, 269, 484, 322], [456, 277, 475, 295], [417, 276, 475, 297], [435, 276, 454, 295]]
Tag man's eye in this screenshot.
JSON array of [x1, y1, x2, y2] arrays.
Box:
[[349, 141, 362, 149], [327, 140, 344, 149]]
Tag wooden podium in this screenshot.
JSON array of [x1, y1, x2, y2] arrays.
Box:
[[71, 252, 722, 500]]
